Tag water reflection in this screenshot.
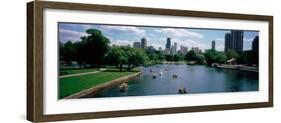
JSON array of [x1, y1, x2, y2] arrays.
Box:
[[83, 64, 258, 98]]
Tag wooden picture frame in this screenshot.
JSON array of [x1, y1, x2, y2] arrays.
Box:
[[27, 1, 273, 122]]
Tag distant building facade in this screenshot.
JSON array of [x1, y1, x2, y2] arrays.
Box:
[[224, 33, 232, 52], [133, 42, 141, 48], [252, 36, 259, 52], [172, 42, 177, 54], [192, 47, 202, 53], [158, 47, 163, 51], [141, 38, 147, 49], [211, 40, 215, 50], [225, 30, 244, 53], [166, 37, 171, 49], [179, 45, 188, 54], [147, 46, 156, 52]]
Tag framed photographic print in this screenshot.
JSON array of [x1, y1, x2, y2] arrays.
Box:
[[27, 0, 273, 122]]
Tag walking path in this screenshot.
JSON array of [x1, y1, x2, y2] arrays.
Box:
[[59, 68, 107, 78]]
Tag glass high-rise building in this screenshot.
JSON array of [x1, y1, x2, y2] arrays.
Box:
[[252, 36, 259, 52], [133, 42, 141, 48], [141, 38, 147, 49], [166, 37, 171, 49], [224, 30, 244, 53], [211, 40, 215, 50]]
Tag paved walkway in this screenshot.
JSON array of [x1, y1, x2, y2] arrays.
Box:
[[59, 68, 107, 78]]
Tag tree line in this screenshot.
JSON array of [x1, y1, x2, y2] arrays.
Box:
[[60, 28, 258, 71]]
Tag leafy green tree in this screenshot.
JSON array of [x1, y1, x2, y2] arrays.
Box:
[[59, 42, 64, 61], [237, 50, 257, 65], [104, 46, 148, 71], [62, 41, 76, 65], [105, 46, 128, 71], [205, 49, 226, 64], [157, 52, 165, 61], [82, 29, 110, 68], [74, 41, 86, 68], [216, 52, 227, 64], [174, 54, 184, 62], [185, 50, 197, 61], [165, 54, 172, 61], [225, 49, 239, 60], [148, 53, 159, 64], [195, 54, 205, 64], [126, 48, 148, 71]]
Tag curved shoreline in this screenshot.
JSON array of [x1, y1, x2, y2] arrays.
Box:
[[217, 65, 258, 72], [63, 71, 142, 99]]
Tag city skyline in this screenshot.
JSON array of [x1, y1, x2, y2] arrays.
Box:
[[59, 23, 259, 51]]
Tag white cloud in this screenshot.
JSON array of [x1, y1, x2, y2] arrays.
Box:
[[156, 28, 204, 38], [215, 38, 224, 42], [110, 39, 132, 46], [100, 25, 146, 36], [59, 29, 88, 42]]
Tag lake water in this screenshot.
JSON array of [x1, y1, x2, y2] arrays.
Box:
[[84, 63, 258, 98]]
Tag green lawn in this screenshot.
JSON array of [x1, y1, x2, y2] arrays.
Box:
[[59, 69, 138, 99], [59, 68, 98, 76]]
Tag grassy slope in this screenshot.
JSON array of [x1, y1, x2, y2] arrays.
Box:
[[59, 70, 137, 99], [59, 68, 97, 76]]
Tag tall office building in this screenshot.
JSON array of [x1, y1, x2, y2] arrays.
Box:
[[172, 42, 177, 54], [211, 40, 215, 50], [231, 30, 244, 52], [224, 30, 244, 53], [147, 46, 155, 52], [224, 33, 232, 52], [166, 37, 171, 49], [192, 47, 202, 53], [252, 36, 259, 52], [179, 45, 188, 54], [141, 38, 147, 49], [133, 42, 141, 48]]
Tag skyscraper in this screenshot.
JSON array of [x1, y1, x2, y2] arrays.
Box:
[[224, 33, 232, 52], [252, 36, 259, 52], [224, 30, 244, 53], [231, 30, 244, 52], [172, 42, 177, 54], [211, 40, 215, 50], [166, 37, 171, 49], [133, 42, 141, 48], [141, 38, 147, 49], [179, 45, 188, 54]]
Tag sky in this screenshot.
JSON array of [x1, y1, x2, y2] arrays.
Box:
[[58, 22, 259, 51]]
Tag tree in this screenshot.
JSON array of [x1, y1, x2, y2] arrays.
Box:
[[126, 48, 148, 71], [74, 41, 86, 68], [59, 42, 64, 61], [165, 54, 173, 61], [62, 41, 76, 65], [225, 49, 238, 60], [104, 46, 148, 71], [237, 50, 256, 65], [174, 54, 184, 62], [82, 29, 110, 68], [148, 53, 159, 64], [185, 50, 197, 61], [157, 52, 165, 61], [205, 49, 227, 64], [195, 54, 205, 64], [215, 52, 227, 64], [104, 46, 128, 71]]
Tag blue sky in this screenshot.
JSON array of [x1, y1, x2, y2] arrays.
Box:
[[58, 22, 259, 51]]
